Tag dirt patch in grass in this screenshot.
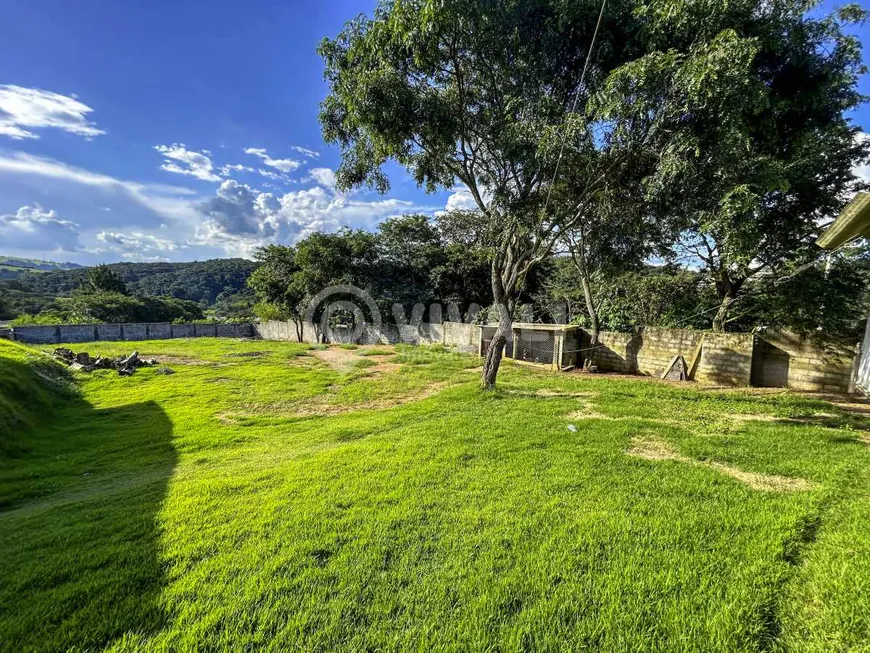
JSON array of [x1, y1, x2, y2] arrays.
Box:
[[706, 462, 814, 492], [628, 436, 689, 462], [312, 347, 398, 374], [831, 400, 870, 416], [729, 411, 859, 430], [222, 351, 272, 358], [565, 399, 608, 420], [627, 435, 814, 492]]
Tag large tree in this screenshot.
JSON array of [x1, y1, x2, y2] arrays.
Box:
[[615, 0, 870, 331], [319, 0, 650, 387]]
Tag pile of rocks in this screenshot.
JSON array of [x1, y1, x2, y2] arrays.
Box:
[[52, 348, 170, 376]]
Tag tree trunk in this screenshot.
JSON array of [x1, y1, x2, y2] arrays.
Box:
[[579, 273, 600, 345], [711, 293, 735, 332], [578, 266, 600, 369], [293, 317, 303, 343], [712, 271, 742, 333], [482, 299, 512, 389]]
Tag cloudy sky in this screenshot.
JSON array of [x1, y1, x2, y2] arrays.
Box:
[[0, 0, 867, 264]]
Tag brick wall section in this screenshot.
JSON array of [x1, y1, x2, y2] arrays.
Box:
[[60, 325, 99, 343], [96, 324, 122, 341], [13, 325, 61, 343], [170, 324, 195, 338], [753, 330, 855, 393]]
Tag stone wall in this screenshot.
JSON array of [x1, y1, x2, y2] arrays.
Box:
[[12, 322, 253, 344], [752, 330, 855, 393]]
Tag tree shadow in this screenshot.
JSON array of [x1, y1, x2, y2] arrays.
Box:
[[0, 359, 176, 651]]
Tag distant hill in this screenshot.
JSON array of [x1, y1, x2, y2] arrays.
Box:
[[0, 257, 83, 273], [0, 258, 258, 320]]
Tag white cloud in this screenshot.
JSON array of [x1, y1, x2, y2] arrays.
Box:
[[155, 143, 222, 182], [290, 145, 319, 159], [96, 231, 185, 260], [308, 167, 336, 189], [0, 151, 432, 261], [195, 176, 425, 256], [96, 231, 181, 251], [219, 163, 255, 175], [0, 151, 201, 224], [244, 147, 301, 173], [0, 204, 80, 251], [198, 179, 286, 239], [256, 168, 292, 183], [444, 185, 480, 212], [0, 85, 105, 140]]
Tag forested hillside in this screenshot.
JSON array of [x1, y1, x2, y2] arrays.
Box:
[[0, 257, 83, 280], [0, 259, 257, 321]]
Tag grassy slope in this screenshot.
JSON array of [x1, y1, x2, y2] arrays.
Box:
[[0, 338, 868, 652]]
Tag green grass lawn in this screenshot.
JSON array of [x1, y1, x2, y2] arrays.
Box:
[[1, 337, 869, 652]]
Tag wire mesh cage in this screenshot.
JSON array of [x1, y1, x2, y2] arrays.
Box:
[[513, 328, 556, 365]]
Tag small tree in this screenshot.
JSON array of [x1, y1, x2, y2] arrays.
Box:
[[248, 245, 309, 342], [85, 264, 127, 294]]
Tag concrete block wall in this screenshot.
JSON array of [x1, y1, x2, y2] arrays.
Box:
[[251, 320, 854, 393], [62, 325, 100, 343], [123, 324, 148, 340], [255, 320, 481, 353], [443, 322, 480, 354], [592, 327, 753, 386], [695, 332, 754, 386], [252, 320, 317, 343], [97, 324, 122, 341], [170, 324, 195, 338], [752, 330, 855, 393], [149, 323, 171, 339], [12, 322, 254, 345]]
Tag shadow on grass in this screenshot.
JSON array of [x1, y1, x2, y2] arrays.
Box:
[[0, 359, 176, 652]]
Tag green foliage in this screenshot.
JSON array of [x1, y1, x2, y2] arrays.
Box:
[[9, 311, 80, 326], [10, 292, 206, 325], [2, 259, 257, 309], [731, 250, 870, 347], [602, 0, 870, 328], [252, 301, 290, 322], [249, 216, 491, 326], [85, 264, 128, 294]]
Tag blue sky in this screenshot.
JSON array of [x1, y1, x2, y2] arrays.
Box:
[[0, 0, 868, 264]]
